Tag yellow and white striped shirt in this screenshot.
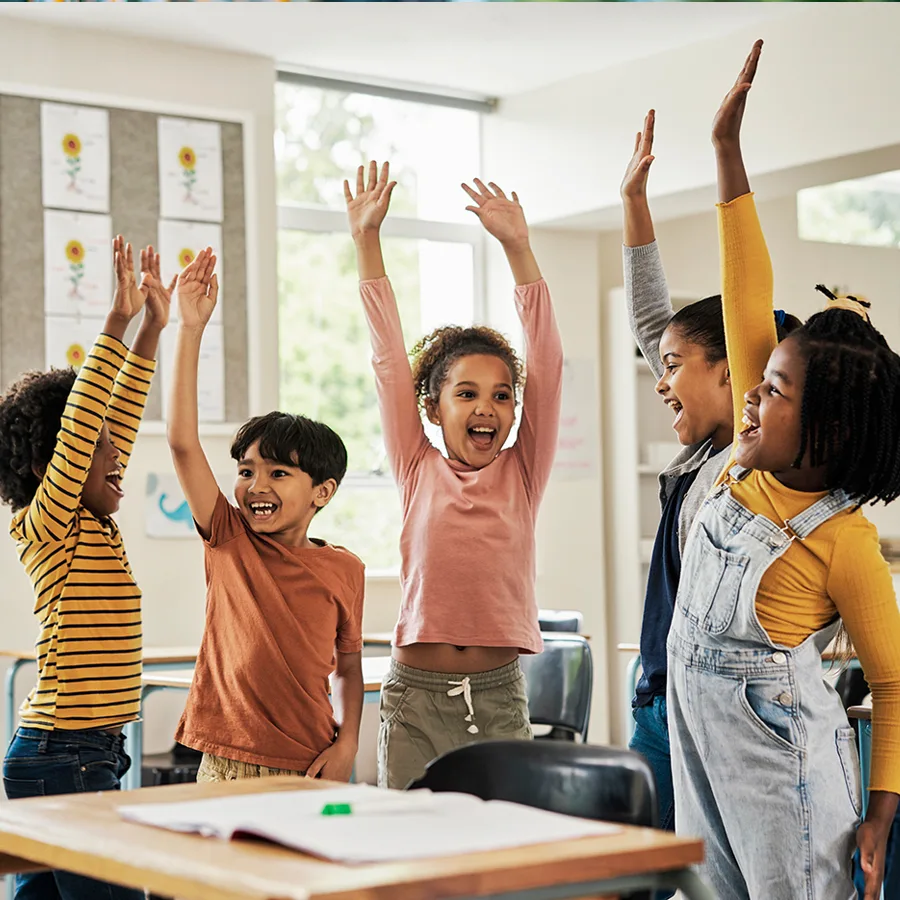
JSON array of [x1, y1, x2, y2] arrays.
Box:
[[11, 333, 154, 730]]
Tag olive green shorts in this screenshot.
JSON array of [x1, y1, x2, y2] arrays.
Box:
[[377, 658, 532, 790], [196, 752, 306, 782]]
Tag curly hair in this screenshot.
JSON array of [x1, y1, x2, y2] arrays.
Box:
[[0, 368, 78, 511], [410, 325, 524, 411]]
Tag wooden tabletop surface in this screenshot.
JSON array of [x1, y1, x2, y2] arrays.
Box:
[[0, 777, 704, 900]]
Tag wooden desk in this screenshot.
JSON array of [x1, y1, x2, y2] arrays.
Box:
[[0, 777, 713, 900], [123, 656, 393, 791]]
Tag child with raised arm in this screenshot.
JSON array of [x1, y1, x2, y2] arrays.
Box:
[[0, 238, 169, 900], [667, 41, 900, 900], [621, 111, 799, 876], [166, 249, 365, 783], [345, 161, 563, 789]]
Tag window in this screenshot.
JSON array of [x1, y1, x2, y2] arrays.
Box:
[[798, 171, 900, 248], [275, 76, 484, 573]]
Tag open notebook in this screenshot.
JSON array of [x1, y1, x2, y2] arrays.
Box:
[[119, 784, 620, 864]]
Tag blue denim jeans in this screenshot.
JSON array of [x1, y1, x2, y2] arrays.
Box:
[[629, 695, 674, 900], [2, 727, 144, 900]]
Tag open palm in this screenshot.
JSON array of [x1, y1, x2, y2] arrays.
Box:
[[112, 236, 146, 321], [176, 247, 218, 329], [462, 180, 528, 247], [344, 161, 396, 238], [140, 245, 176, 330], [712, 40, 762, 147], [621, 109, 655, 201]]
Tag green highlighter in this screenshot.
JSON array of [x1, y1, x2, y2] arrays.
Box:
[[320, 803, 353, 816]]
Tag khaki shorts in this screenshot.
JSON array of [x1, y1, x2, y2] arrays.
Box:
[[377, 659, 532, 790], [196, 752, 306, 782]]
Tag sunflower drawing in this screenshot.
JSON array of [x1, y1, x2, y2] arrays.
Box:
[[66, 240, 85, 299], [66, 343, 86, 369], [62, 133, 82, 192], [179, 145, 198, 204], [178, 248, 195, 268]]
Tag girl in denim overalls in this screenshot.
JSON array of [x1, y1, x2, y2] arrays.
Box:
[[668, 42, 900, 900]]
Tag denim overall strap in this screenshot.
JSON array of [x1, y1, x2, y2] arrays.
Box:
[[667, 478, 861, 900]]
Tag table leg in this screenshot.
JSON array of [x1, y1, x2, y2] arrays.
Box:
[[122, 684, 164, 792], [4, 659, 32, 755]]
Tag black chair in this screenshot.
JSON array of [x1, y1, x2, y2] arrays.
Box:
[[521, 634, 592, 742], [408, 740, 658, 900], [141, 742, 202, 787], [537, 608, 584, 633]]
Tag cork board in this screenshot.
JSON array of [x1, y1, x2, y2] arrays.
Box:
[[0, 94, 248, 422]]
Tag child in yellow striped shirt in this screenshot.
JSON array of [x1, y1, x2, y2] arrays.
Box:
[[0, 238, 171, 900]]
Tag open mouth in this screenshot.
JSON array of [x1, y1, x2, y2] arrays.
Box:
[[666, 399, 684, 430], [248, 500, 278, 521], [739, 410, 761, 440], [105, 470, 124, 497], [467, 425, 497, 451]]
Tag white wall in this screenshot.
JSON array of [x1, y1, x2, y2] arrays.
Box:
[[0, 19, 279, 760], [484, 4, 900, 229]]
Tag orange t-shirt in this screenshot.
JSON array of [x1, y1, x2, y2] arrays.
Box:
[[175, 492, 365, 771]]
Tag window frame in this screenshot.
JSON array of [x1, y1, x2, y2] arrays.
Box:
[[275, 71, 489, 575]]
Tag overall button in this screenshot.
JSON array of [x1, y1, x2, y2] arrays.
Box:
[[778, 692, 794, 706], [770, 651, 787, 665]]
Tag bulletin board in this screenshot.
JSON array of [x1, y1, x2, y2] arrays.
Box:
[[0, 93, 249, 422]]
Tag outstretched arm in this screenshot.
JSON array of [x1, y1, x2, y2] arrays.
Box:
[[166, 248, 221, 539], [463, 180, 562, 498], [621, 109, 673, 379], [346, 161, 428, 486], [713, 39, 776, 443]]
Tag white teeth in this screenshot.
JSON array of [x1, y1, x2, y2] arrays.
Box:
[[471, 427, 495, 433], [249, 502, 276, 513]]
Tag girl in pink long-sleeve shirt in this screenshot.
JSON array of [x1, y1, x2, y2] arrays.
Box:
[[345, 161, 563, 789]]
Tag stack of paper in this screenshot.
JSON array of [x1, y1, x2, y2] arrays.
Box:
[[119, 785, 619, 864]]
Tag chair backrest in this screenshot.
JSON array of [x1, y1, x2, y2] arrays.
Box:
[[537, 608, 584, 633], [520, 634, 592, 741], [408, 739, 658, 829]]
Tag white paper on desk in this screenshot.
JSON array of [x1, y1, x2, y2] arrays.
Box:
[[158, 219, 223, 324], [159, 323, 225, 423], [44, 210, 113, 319], [118, 785, 619, 864], [158, 117, 223, 223], [41, 102, 110, 213]]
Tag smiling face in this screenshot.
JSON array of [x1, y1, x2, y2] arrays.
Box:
[[656, 325, 734, 450], [425, 353, 517, 468], [233, 440, 336, 546], [79, 424, 124, 518], [737, 335, 825, 490]]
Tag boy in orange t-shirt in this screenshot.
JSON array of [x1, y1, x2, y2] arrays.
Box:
[[166, 249, 364, 782]]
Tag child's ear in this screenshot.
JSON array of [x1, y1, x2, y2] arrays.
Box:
[[313, 478, 338, 511], [424, 397, 441, 426], [31, 462, 47, 482]]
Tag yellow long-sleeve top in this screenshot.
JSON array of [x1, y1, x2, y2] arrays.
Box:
[[717, 193, 900, 794], [11, 333, 155, 731]]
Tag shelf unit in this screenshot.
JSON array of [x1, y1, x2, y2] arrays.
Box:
[[602, 286, 700, 741]]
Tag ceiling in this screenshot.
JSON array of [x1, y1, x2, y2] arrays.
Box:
[[0, 3, 804, 99]]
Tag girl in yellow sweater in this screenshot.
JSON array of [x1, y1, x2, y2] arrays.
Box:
[[667, 41, 900, 900]]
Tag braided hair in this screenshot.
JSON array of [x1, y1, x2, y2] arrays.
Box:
[[792, 288, 900, 506], [410, 326, 524, 412]]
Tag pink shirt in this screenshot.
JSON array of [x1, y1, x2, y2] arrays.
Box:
[[360, 276, 563, 654]]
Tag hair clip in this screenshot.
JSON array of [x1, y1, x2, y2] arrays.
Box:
[[814, 284, 870, 322]]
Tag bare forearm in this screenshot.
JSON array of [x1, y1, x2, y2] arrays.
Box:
[[867, 791, 899, 830], [623, 196, 656, 248], [714, 140, 751, 205], [332, 671, 363, 748], [353, 231, 387, 282], [130, 321, 163, 362], [103, 312, 131, 344], [167, 325, 203, 452], [503, 241, 542, 286]]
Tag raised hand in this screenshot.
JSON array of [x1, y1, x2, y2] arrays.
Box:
[[621, 109, 655, 202], [462, 180, 529, 249], [712, 39, 762, 149], [139, 245, 176, 331], [175, 247, 218, 330], [344, 161, 396, 238], [111, 236, 147, 322]]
